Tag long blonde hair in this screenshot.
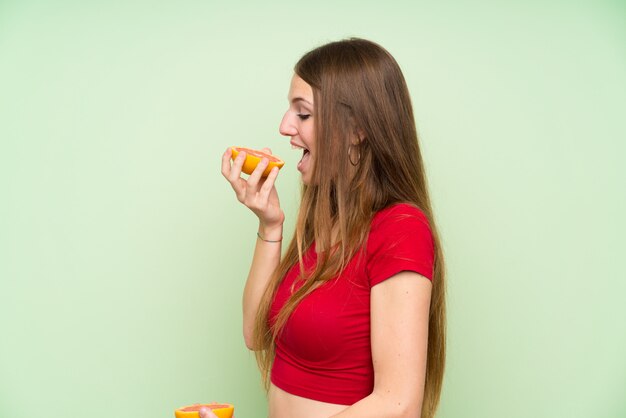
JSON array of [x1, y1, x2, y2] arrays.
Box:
[[254, 38, 446, 418]]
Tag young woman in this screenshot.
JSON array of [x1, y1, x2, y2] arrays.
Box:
[[206, 38, 446, 418]]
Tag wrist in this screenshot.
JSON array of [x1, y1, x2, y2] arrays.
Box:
[[258, 223, 283, 242], [257, 231, 282, 243]]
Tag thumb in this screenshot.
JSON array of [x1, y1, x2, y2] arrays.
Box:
[[260, 147, 272, 155], [198, 407, 218, 418]]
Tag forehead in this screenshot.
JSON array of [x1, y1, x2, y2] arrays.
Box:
[[288, 74, 314, 103]]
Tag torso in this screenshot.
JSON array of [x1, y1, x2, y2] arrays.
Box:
[[268, 383, 348, 418], [268, 241, 376, 405], [267, 203, 434, 414]]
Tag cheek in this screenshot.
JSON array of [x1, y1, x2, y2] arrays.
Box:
[[304, 127, 316, 148]]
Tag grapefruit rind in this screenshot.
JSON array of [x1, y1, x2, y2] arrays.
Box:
[[230, 146, 285, 177], [174, 403, 234, 418]]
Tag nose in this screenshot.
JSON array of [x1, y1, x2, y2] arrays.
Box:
[[279, 112, 297, 137]]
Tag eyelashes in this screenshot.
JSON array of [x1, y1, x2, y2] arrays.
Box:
[[297, 113, 311, 120]]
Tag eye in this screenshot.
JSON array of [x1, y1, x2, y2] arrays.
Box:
[[297, 113, 311, 121]]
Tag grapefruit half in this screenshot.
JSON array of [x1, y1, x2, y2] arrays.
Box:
[[230, 146, 284, 177], [175, 403, 234, 418]]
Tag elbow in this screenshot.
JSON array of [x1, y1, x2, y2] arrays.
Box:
[[374, 392, 422, 418], [243, 326, 257, 351], [244, 334, 256, 351], [397, 395, 422, 418], [394, 403, 421, 418], [392, 404, 421, 418]]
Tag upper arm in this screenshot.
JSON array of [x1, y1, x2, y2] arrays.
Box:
[[370, 271, 432, 416]]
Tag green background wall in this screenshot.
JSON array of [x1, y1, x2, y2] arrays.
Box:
[[1, 1, 624, 417]]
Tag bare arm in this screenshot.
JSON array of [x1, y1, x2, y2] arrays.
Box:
[[330, 271, 432, 418], [241, 222, 282, 349], [221, 147, 284, 350]]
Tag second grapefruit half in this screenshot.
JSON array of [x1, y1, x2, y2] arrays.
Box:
[[175, 403, 234, 418]]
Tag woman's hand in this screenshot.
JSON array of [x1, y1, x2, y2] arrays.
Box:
[[222, 147, 285, 231], [198, 407, 219, 418], [198, 406, 236, 418]]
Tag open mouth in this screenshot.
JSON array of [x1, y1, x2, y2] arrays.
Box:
[[292, 144, 311, 172]]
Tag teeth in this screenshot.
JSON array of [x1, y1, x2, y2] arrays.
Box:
[[291, 144, 304, 150]]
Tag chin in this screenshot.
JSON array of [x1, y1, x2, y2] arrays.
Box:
[[301, 174, 312, 185]]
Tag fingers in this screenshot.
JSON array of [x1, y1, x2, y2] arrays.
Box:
[[198, 407, 218, 418], [226, 149, 246, 184], [220, 147, 234, 178], [245, 159, 278, 213], [246, 157, 269, 191], [258, 166, 279, 200], [221, 146, 280, 215], [222, 148, 246, 201]]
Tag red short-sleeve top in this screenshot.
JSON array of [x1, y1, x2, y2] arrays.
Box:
[[269, 203, 435, 405]]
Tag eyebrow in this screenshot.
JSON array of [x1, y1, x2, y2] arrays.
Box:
[[289, 97, 313, 105]]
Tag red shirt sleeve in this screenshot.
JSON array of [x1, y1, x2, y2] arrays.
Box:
[[366, 203, 435, 287]]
